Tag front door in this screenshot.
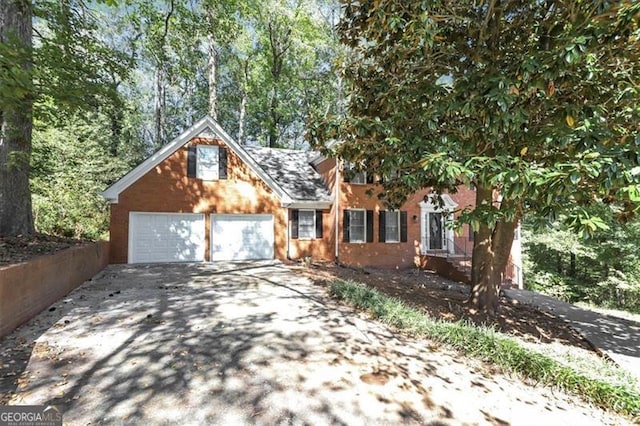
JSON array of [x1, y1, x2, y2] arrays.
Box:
[[426, 212, 445, 250]]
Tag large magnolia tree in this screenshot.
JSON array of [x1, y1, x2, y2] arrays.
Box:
[[315, 1, 640, 312]]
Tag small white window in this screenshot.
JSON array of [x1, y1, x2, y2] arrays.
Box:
[[351, 171, 367, 184], [298, 210, 315, 239], [197, 145, 219, 180], [385, 210, 400, 242], [383, 170, 398, 181], [345, 162, 368, 184], [349, 210, 366, 243]]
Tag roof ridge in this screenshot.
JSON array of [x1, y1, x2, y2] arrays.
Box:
[[243, 145, 316, 154]]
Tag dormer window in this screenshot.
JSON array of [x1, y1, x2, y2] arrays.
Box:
[[344, 161, 373, 184], [351, 170, 367, 184]]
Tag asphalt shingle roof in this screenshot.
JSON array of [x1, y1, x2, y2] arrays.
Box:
[[243, 146, 332, 202]]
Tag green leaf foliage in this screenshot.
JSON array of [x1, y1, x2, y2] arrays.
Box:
[[314, 1, 640, 233], [30, 113, 132, 239], [523, 214, 640, 312], [29, 0, 132, 119], [110, 0, 342, 149]]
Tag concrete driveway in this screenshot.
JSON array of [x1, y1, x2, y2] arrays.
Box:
[[0, 262, 627, 425], [504, 289, 640, 382]]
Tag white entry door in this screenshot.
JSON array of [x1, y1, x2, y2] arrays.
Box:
[[210, 214, 274, 261], [129, 212, 206, 263]]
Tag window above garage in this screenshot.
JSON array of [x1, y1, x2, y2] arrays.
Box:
[[197, 145, 219, 180], [187, 144, 228, 180]]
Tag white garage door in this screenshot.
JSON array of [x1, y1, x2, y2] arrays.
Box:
[[210, 214, 274, 261], [129, 212, 206, 263]]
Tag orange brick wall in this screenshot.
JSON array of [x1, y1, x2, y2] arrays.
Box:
[[109, 139, 483, 269], [286, 209, 334, 260], [337, 179, 476, 269], [1, 242, 109, 337], [286, 157, 338, 261], [110, 137, 292, 263]]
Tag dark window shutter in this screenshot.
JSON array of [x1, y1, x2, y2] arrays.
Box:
[[343, 162, 351, 182], [379, 211, 386, 242], [400, 211, 408, 242], [290, 209, 299, 239], [315, 210, 323, 239], [366, 173, 374, 184], [218, 147, 228, 179], [366, 210, 374, 243], [187, 145, 197, 178], [343, 210, 350, 242]]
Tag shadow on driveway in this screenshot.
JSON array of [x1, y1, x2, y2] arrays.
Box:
[[504, 289, 640, 382], [1, 262, 627, 425]]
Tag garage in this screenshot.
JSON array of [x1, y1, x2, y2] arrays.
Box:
[[129, 212, 206, 263], [210, 214, 274, 261]]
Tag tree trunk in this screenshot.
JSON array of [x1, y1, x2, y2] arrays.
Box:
[[0, 0, 35, 237], [266, 20, 290, 148], [268, 89, 278, 147], [569, 252, 576, 277], [557, 252, 563, 274], [154, 66, 166, 148], [207, 34, 217, 120], [469, 184, 517, 313], [238, 87, 247, 144], [108, 98, 123, 156], [153, 0, 173, 149], [237, 58, 249, 144]]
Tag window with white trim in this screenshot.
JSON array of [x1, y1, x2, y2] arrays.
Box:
[[385, 210, 400, 243], [345, 162, 370, 184], [196, 145, 219, 180], [383, 170, 398, 181], [298, 210, 315, 239], [348, 210, 366, 243], [351, 171, 367, 184]]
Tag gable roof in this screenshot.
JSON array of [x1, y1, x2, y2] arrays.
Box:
[[101, 116, 332, 208], [243, 146, 332, 206]]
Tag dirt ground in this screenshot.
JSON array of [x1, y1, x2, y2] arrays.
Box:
[[298, 261, 595, 352], [0, 234, 87, 266]]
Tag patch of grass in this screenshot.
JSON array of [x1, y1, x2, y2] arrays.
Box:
[[330, 279, 640, 419], [518, 339, 639, 391]]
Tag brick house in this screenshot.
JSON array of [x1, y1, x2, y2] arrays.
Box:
[[102, 116, 522, 286]]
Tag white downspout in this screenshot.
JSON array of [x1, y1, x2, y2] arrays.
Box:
[[334, 159, 340, 262], [285, 207, 291, 260]]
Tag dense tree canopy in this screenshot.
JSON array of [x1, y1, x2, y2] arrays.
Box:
[[106, 0, 342, 150], [523, 212, 640, 312], [1, 0, 341, 238], [315, 0, 640, 311]]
